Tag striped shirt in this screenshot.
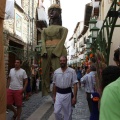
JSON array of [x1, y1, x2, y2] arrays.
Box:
[[53, 67, 78, 89], [81, 71, 96, 93]]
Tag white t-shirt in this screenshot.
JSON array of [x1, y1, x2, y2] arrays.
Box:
[[9, 68, 28, 90], [53, 67, 78, 89]]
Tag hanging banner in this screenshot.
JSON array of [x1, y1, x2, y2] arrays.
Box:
[[37, 6, 48, 24], [5, 0, 14, 19], [37, 7, 48, 21]]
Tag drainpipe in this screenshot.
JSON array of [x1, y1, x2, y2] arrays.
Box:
[[31, 0, 34, 64], [27, 0, 30, 60]]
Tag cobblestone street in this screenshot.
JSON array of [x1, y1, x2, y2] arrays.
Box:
[[72, 88, 90, 120], [6, 92, 49, 120], [6, 87, 90, 120]]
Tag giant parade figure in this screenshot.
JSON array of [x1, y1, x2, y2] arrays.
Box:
[[41, 4, 68, 96]]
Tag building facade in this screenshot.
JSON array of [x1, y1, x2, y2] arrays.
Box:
[[4, 0, 40, 75], [99, 0, 120, 65], [91, 0, 120, 65], [67, 2, 92, 67], [67, 0, 120, 67]]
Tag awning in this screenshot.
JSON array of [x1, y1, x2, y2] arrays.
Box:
[[36, 7, 48, 29], [78, 3, 93, 39], [37, 7, 48, 22]]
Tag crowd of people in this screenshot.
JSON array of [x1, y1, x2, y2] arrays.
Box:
[[65, 47, 120, 120], [6, 47, 120, 120]]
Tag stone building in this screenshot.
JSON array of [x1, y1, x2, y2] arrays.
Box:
[[99, 0, 120, 65], [3, 0, 47, 75], [67, 0, 120, 66], [66, 2, 92, 67]]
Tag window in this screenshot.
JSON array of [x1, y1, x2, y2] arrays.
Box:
[[14, 11, 23, 37]]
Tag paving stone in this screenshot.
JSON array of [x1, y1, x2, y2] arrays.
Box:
[[48, 87, 90, 120], [72, 87, 90, 120], [7, 87, 90, 120], [6, 92, 49, 120]]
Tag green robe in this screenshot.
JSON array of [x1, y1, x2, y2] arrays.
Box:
[[41, 25, 68, 96]]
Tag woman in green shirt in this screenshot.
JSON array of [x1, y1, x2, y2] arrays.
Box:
[[100, 48, 120, 120]]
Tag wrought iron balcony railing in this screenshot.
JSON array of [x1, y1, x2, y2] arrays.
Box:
[[96, 0, 120, 64]]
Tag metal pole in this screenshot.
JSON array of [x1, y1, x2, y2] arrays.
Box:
[[31, 0, 34, 64], [27, 0, 30, 60]]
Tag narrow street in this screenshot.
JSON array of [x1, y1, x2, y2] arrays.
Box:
[[6, 92, 50, 120], [72, 88, 90, 120], [6, 87, 90, 120]]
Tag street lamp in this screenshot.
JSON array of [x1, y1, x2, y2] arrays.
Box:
[[88, 34, 92, 43], [35, 45, 41, 54], [36, 40, 42, 53], [38, 40, 42, 46], [89, 18, 97, 30], [89, 18, 100, 39], [90, 26, 100, 39], [86, 43, 91, 49]]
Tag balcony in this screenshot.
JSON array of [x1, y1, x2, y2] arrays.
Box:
[[78, 3, 92, 39]]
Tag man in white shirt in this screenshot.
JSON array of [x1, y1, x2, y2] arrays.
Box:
[[7, 59, 28, 120], [53, 56, 78, 120], [81, 64, 96, 113]]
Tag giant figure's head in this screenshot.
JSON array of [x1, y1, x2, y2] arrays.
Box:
[[48, 4, 62, 25]]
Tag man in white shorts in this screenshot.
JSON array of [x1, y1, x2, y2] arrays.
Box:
[[53, 56, 78, 120]]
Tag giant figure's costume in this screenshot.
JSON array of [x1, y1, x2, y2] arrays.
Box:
[[41, 4, 68, 96]]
